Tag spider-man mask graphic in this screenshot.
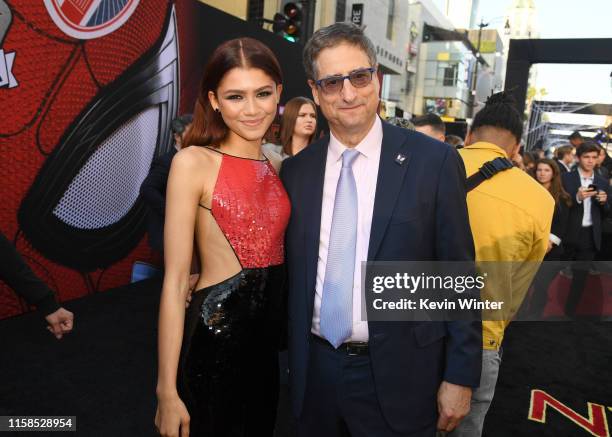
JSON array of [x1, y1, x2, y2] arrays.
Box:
[[0, 0, 178, 317]]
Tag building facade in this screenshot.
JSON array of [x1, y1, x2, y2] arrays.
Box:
[[196, 0, 508, 121], [409, 0, 484, 119], [504, 0, 540, 110], [468, 28, 505, 111]]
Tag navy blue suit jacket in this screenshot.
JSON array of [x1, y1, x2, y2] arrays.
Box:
[[562, 170, 610, 251], [140, 147, 177, 252], [280, 121, 482, 434]]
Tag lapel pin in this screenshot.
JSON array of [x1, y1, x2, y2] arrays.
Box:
[[395, 154, 407, 165]]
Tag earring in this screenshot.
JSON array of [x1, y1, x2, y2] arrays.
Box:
[[214, 107, 220, 113]]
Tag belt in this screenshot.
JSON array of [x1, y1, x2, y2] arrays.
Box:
[[310, 334, 369, 356]]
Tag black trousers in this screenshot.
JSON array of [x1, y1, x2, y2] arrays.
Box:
[[564, 227, 597, 317], [527, 256, 563, 318], [297, 336, 436, 437], [596, 230, 612, 260]]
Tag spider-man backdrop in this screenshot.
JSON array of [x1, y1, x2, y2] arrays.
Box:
[[0, 0, 179, 319], [0, 0, 309, 320]]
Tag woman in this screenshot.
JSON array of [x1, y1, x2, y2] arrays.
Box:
[[522, 151, 538, 175], [155, 38, 289, 437], [525, 159, 571, 318], [266, 96, 316, 159]]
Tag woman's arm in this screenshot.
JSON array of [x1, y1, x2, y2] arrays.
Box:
[[155, 148, 205, 436], [157, 149, 203, 395]]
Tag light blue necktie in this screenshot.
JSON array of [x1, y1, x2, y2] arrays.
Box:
[[320, 148, 359, 348]]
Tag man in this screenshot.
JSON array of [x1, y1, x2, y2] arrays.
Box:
[[413, 113, 446, 142], [562, 141, 610, 317], [445, 135, 464, 149], [385, 116, 415, 131], [0, 231, 73, 339], [140, 114, 193, 254], [554, 145, 574, 174], [569, 130, 584, 148], [595, 144, 610, 180], [601, 143, 612, 175], [449, 92, 555, 436], [281, 23, 481, 437]]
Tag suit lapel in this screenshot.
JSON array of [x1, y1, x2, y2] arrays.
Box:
[[303, 138, 329, 318], [368, 123, 411, 260]]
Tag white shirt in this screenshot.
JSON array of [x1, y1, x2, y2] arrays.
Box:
[[311, 116, 382, 343], [576, 168, 594, 227], [558, 159, 572, 173], [549, 232, 561, 246]]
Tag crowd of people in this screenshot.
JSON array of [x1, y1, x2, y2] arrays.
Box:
[[405, 114, 611, 322], [2, 18, 610, 437]]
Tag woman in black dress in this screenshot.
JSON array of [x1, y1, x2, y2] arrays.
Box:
[[525, 159, 572, 317], [154, 38, 289, 437]]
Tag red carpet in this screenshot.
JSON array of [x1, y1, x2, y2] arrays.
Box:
[[534, 272, 612, 318]]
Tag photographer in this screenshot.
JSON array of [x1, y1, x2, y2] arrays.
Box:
[[0, 231, 73, 339]]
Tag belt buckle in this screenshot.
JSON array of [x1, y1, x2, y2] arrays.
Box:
[[347, 344, 358, 356], [346, 342, 367, 356]]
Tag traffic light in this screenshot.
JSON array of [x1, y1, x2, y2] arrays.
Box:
[[273, 2, 301, 42]]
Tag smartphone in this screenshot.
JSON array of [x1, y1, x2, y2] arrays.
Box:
[[588, 184, 598, 192]]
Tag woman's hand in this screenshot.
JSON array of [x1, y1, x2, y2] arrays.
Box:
[[155, 394, 190, 437]]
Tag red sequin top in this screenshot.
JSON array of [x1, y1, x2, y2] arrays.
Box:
[[210, 152, 290, 269]]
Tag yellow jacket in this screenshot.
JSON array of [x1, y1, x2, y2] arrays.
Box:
[[459, 142, 554, 350]]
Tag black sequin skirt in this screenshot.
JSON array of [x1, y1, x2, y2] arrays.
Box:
[[178, 265, 285, 437]]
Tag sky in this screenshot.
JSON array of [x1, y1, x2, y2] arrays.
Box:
[[477, 0, 612, 104]]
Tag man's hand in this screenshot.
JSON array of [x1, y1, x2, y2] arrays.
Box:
[[546, 240, 553, 253], [45, 307, 74, 339], [596, 190, 608, 205], [185, 274, 199, 308], [437, 381, 472, 432], [577, 186, 597, 202]]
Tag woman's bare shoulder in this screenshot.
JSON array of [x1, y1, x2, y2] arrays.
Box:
[[171, 145, 221, 173]]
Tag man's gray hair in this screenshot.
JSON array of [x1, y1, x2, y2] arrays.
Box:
[[302, 22, 377, 80]]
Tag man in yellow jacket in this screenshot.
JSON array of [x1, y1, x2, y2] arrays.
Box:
[[449, 92, 555, 437]]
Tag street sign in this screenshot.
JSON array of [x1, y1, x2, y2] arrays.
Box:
[[351, 4, 363, 26]]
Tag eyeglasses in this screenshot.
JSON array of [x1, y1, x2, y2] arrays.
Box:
[[315, 67, 376, 94]]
